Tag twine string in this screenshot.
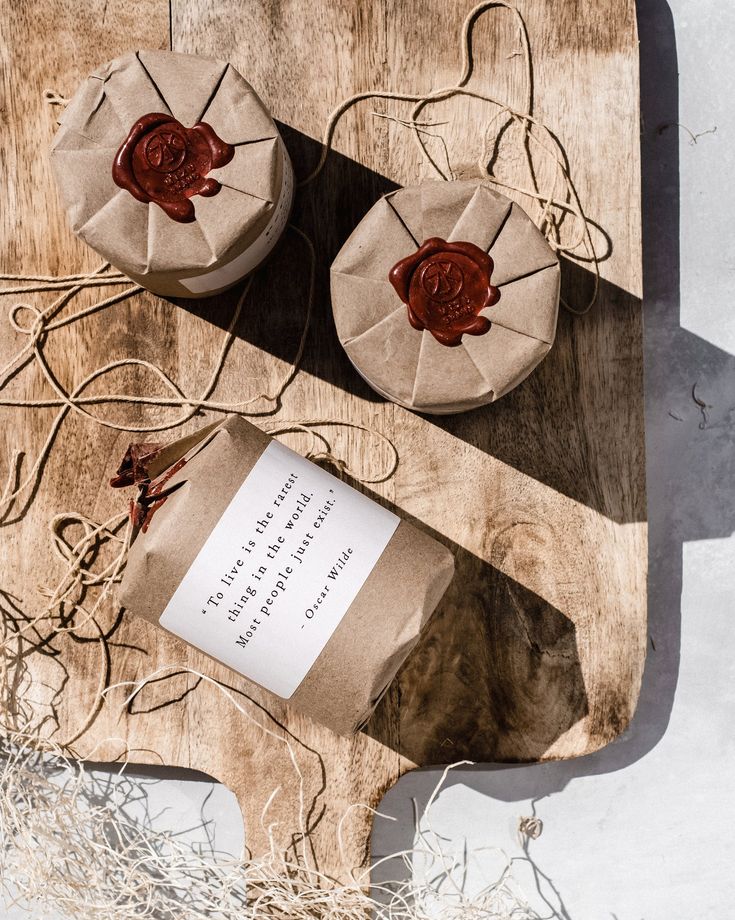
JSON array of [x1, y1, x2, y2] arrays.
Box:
[[42, 89, 69, 108], [298, 0, 600, 315], [0, 226, 322, 523]]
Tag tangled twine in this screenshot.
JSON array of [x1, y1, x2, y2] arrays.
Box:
[[0, 0, 600, 532], [300, 0, 602, 315], [0, 227, 311, 523]]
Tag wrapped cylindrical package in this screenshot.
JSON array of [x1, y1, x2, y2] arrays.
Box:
[[113, 416, 455, 735], [51, 50, 293, 297], [331, 180, 560, 414]]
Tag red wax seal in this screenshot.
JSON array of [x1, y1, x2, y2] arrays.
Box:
[[112, 112, 235, 223], [388, 237, 500, 347]]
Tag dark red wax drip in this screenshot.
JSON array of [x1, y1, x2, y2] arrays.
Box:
[[112, 112, 235, 222], [388, 237, 500, 347]]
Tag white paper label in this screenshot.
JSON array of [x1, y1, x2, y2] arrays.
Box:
[[178, 142, 294, 294], [159, 440, 400, 699]]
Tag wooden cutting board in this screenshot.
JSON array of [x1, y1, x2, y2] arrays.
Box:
[[0, 0, 645, 881]]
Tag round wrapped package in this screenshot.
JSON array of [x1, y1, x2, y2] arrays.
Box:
[[330, 180, 560, 414], [51, 50, 293, 298]]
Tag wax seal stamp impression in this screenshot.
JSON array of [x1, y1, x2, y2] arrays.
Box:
[[112, 113, 235, 222], [389, 237, 500, 346]]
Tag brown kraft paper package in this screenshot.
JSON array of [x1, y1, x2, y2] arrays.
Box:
[[116, 416, 455, 735], [331, 180, 560, 414], [51, 50, 293, 298]]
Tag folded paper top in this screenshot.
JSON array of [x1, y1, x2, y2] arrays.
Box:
[[51, 50, 287, 291], [331, 180, 560, 414]]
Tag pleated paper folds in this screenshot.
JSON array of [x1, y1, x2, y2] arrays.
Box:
[[51, 50, 292, 298], [331, 181, 560, 414]]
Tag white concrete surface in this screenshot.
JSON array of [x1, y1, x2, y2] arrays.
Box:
[[373, 537, 734, 917]]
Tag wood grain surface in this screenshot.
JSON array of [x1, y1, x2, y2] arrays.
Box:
[[0, 0, 645, 881]]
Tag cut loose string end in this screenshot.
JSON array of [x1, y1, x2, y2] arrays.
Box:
[[43, 89, 69, 108]]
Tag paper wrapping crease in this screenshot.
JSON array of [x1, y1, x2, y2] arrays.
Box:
[[51, 51, 286, 296], [331, 180, 560, 413]]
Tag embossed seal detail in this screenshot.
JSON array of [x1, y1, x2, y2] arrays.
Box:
[[388, 237, 500, 347], [112, 113, 235, 223]]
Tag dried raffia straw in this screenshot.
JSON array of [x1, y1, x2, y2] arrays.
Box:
[[299, 0, 602, 315], [1, 600, 545, 917], [0, 729, 544, 920], [0, 507, 132, 751]]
